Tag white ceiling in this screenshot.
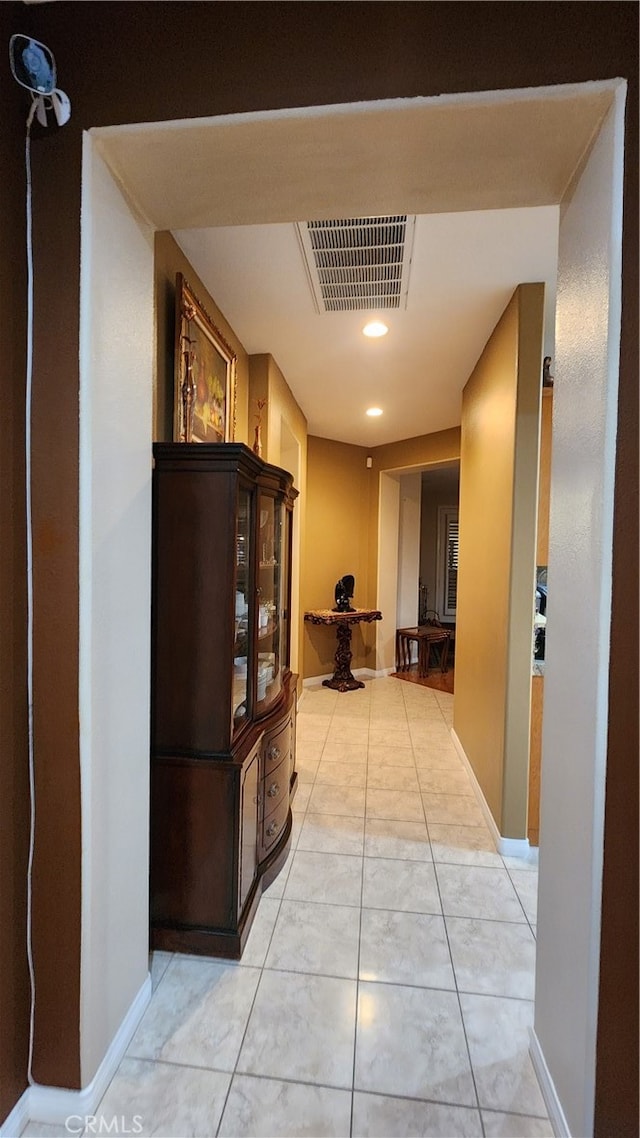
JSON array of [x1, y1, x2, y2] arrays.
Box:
[[95, 84, 612, 447], [174, 207, 559, 446]]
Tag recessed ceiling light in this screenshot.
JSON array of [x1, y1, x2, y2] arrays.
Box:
[[366, 407, 383, 417], [362, 321, 389, 338]]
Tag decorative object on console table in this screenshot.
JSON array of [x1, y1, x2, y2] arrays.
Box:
[[174, 272, 237, 443], [304, 608, 382, 692], [150, 442, 297, 959], [333, 573, 356, 613], [252, 398, 266, 457]]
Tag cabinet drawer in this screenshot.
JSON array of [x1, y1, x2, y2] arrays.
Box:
[[263, 715, 292, 771], [262, 793, 289, 854], [262, 756, 288, 816]]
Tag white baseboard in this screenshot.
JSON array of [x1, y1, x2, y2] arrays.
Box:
[[5, 973, 152, 1132], [0, 1089, 30, 1138], [500, 835, 537, 860], [450, 728, 532, 859], [529, 1028, 571, 1137], [302, 671, 332, 688]]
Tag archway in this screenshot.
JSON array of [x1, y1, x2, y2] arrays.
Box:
[[80, 83, 625, 1134]]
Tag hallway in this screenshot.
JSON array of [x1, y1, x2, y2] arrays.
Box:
[[24, 678, 547, 1138]]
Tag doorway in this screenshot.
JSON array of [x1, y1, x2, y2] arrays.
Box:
[[80, 82, 625, 1133], [391, 461, 459, 693]]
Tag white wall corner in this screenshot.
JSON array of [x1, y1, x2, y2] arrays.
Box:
[[23, 974, 151, 1129], [450, 727, 531, 857], [529, 1028, 572, 1137], [80, 137, 153, 1083], [535, 86, 626, 1137]]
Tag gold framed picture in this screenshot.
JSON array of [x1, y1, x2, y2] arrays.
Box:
[[174, 273, 236, 443]]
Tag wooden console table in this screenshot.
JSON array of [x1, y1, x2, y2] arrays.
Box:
[[304, 608, 382, 692]]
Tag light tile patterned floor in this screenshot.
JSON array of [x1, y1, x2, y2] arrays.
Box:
[[22, 678, 549, 1138]]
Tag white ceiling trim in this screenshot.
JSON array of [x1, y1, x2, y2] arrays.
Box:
[[94, 84, 613, 232]]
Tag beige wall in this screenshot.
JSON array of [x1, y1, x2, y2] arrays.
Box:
[[503, 285, 546, 834], [154, 232, 250, 443], [453, 283, 544, 837], [302, 436, 374, 678], [373, 427, 461, 474], [249, 354, 307, 473]]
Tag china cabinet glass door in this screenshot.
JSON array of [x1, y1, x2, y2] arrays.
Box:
[[255, 492, 283, 712], [233, 485, 251, 731], [279, 505, 291, 672]]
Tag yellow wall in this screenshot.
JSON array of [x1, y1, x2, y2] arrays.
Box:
[[373, 427, 462, 474], [154, 232, 250, 443], [302, 436, 375, 678], [248, 354, 307, 472], [453, 283, 544, 838]]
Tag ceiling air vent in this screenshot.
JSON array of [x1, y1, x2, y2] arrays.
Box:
[[295, 215, 416, 314]]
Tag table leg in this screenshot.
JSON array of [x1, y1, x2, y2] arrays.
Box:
[[323, 621, 365, 692]]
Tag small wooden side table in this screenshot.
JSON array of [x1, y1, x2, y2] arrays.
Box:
[[395, 626, 450, 676], [304, 608, 382, 692]]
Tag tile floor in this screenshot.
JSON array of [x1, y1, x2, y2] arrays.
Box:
[[22, 678, 550, 1138]]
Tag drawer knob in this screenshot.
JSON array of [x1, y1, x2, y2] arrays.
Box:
[[267, 782, 280, 798], [266, 820, 279, 838], [267, 744, 281, 762]]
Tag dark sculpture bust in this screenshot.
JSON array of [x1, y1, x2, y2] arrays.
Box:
[[333, 574, 355, 613]]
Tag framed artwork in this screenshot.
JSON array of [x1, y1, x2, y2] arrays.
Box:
[[174, 273, 237, 443]]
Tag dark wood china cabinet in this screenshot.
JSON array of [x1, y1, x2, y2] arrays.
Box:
[[150, 443, 298, 958]]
